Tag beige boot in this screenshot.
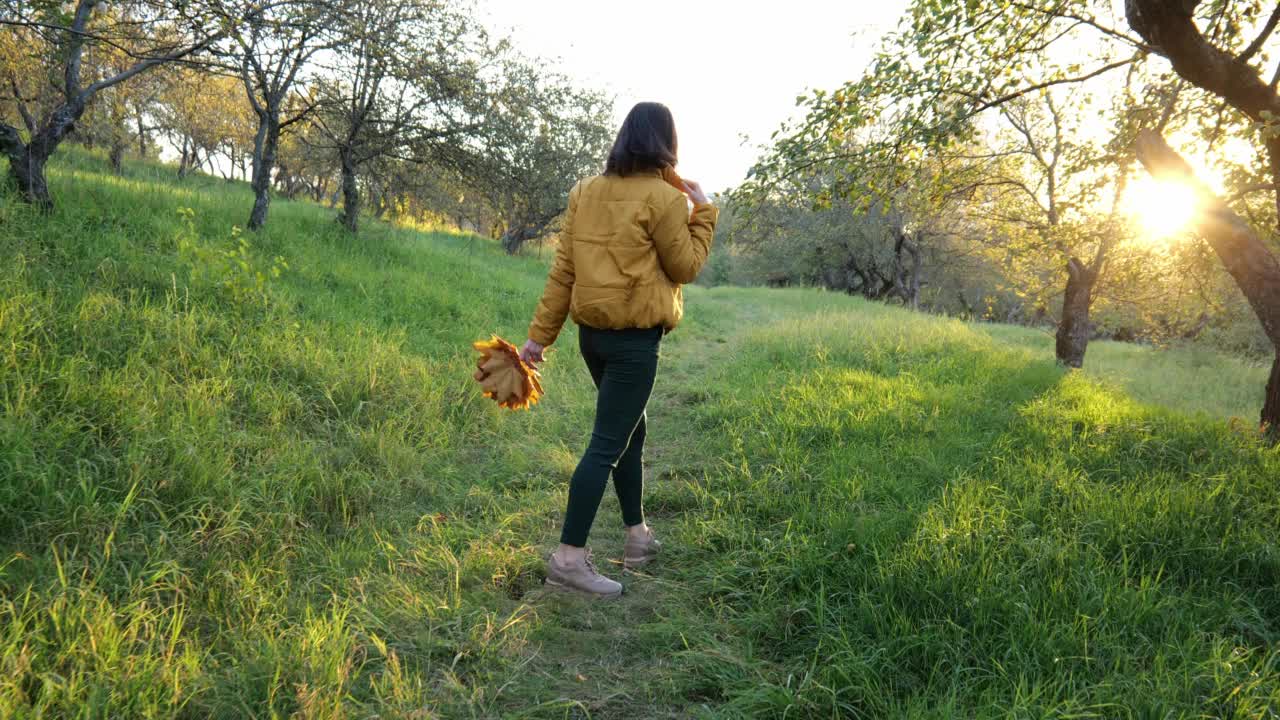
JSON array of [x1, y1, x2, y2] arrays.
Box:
[[546, 549, 623, 598], [624, 527, 662, 569]]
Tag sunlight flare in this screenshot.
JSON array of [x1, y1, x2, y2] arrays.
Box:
[[1124, 176, 1200, 241]]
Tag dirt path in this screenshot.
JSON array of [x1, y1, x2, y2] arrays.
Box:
[[496, 290, 768, 719]]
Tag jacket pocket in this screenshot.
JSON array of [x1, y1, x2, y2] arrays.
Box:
[[571, 284, 631, 329]]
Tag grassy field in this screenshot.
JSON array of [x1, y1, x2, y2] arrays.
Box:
[[1, 151, 1278, 718]]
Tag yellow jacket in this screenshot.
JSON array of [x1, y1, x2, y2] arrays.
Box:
[[527, 170, 719, 347]]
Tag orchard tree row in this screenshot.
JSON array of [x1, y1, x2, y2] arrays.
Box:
[[732, 0, 1280, 434], [0, 0, 612, 245]]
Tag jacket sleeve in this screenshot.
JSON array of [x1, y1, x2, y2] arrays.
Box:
[[651, 193, 719, 284], [527, 183, 580, 347]]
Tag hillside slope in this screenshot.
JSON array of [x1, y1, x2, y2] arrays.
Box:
[[1, 153, 1277, 717]]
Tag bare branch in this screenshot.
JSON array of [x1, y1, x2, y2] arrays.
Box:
[[279, 96, 318, 130]]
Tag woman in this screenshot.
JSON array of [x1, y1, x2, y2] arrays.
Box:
[[519, 101, 718, 598]]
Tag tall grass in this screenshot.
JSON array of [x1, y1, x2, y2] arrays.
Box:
[[0, 150, 1276, 717]]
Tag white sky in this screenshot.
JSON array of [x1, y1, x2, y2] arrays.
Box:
[[478, 1, 908, 194]]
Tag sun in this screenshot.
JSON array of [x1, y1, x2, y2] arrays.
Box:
[[1124, 176, 1200, 241]]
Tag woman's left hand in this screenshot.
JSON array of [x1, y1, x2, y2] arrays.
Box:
[[519, 339, 545, 367]]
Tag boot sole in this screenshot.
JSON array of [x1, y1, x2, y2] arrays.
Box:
[[623, 555, 656, 570], [545, 577, 623, 599]]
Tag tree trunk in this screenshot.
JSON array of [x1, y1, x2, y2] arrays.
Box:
[[1055, 256, 1097, 368], [247, 112, 280, 231], [1265, 353, 1280, 438], [1135, 130, 1280, 432], [338, 151, 360, 233], [865, 263, 894, 300], [1, 100, 85, 209], [502, 212, 560, 254], [4, 146, 52, 209], [136, 110, 147, 157], [109, 139, 125, 175], [892, 231, 923, 309], [501, 226, 535, 254], [177, 137, 191, 179]]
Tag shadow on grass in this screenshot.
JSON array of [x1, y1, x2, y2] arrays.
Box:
[[661, 312, 1280, 716]]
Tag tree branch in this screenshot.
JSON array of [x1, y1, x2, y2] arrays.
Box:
[[82, 35, 224, 99], [8, 74, 36, 134], [0, 19, 190, 65], [0, 122, 24, 157], [1127, 0, 1280, 122], [63, 0, 94, 97], [239, 55, 267, 116], [969, 57, 1137, 115], [1227, 182, 1280, 204], [279, 96, 318, 130], [1238, 2, 1280, 64], [1008, 1, 1153, 51]]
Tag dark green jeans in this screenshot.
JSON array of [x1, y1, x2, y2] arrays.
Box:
[[559, 325, 662, 547]]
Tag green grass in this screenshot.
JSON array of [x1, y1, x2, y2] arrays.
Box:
[[977, 323, 1271, 423], [1, 149, 1277, 717]]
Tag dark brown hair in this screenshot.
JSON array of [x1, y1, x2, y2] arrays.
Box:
[[604, 102, 677, 176]]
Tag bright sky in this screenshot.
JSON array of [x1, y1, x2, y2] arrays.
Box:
[[479, 1, 908, 194]]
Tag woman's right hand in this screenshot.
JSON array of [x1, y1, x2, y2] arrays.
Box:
[[681, 178, 711, 205], [519, 339, 545, 367]]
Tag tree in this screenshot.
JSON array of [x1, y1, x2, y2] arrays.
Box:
[[273, 111, 337, 201], [740, 80, 1002, 314], [744, 2, 1166, 367], [732, 154, 975, 309], [221, 0, 342, 230], [71, 17, 167, 174], [1124, 0, 1280, 434], [962, 88, 1168, 367], [747, 0, 1280, 430], [476, 62, 613, 254], [730, 193, 923, 301], [155, 68, 252, 179], [307, 0, 486, 234], [0, 0, 229, 207]]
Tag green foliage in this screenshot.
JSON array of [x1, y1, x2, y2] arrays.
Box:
[[476, 60, 614, 252], [735, 0, 1280, 362], [175, 207, 288, 309], [0, 148, 1277, 716]]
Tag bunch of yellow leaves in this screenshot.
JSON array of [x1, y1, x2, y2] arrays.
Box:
[[471, 335, 544, 410]]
